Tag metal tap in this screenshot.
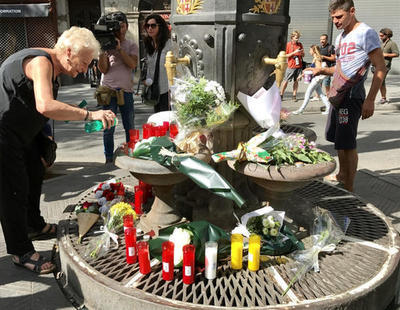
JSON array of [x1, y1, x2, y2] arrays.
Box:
[[262, 51, 287, 87], [165, 51, 191, 86]]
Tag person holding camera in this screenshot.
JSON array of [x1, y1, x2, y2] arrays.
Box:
[[280, 30, 304, 102], [0, 26, 115, 274], [143, 14, 172, 112], [97, 11, 138, 164]]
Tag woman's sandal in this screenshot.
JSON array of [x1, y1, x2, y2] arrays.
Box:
[[28, 223, 57, 241], [12, 251, 55, 274], [324, 174, 344, 187]]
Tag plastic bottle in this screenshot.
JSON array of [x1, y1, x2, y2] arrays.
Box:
[[85, 118, 118, 133]]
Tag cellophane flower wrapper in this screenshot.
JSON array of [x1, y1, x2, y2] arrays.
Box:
[[170, 77, 239, 153], [84, 202, 137, 260], [232, 206, 304, 256], [282, 207, 350, 296]]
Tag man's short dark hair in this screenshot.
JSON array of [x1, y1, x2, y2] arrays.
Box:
[[321, 34, 329, 39], [329, 0, 354, 13], [380, 28, 393, 38]]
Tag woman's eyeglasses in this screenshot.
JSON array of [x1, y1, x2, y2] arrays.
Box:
[[145, 23, 158, 29]]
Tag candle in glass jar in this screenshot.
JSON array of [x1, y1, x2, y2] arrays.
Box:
[[248, 234, 261, 271], [182, 244, 195, 284], [134, 189, 143, 214], [137, 241, 151, 274], [124, 227, 137, 264], [230, 234, 243, 270], [162, 241, 174, 281], [205, 241, 218, 280], [123, 214, 134, 232]]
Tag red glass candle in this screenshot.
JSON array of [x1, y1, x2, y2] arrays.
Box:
[[128, 141, 135, 157], [182, 244, 195, 285], [162, 241, 174, 281], [124, 227, 137, 264], [134, 189, 143, 214], [133, 129, 140, 141], [139, 181, 148, 203], [137, 241, 151, 274], [169, 123, 179, 139], [163, 121, 170, 131], [123, 214, 134, 232]]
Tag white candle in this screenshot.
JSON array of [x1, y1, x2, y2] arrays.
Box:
[[205, 241, 218, 280]]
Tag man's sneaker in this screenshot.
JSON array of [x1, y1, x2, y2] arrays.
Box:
[[379, 98, 389, 104], [321, 110, 329, 115], [292, 109, 303, 115], [320, 106, 326, 112], [310, 97, 320, 102]]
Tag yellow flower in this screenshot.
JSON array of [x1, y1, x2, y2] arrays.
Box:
[[110, 202, 137, 220]]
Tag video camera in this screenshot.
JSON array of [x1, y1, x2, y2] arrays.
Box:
[[92, 11, 127, 51]]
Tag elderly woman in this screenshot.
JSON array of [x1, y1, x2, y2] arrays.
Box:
[[0, 26, 116, 274]]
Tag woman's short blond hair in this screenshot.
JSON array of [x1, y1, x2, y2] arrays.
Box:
[[55, 26, 100, 58], [291, 30, 301, 38]]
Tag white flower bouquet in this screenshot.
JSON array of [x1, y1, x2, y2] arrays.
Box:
[[170, 77, 238, 153]]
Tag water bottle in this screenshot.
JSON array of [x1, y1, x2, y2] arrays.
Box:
[[85, 118, 118, 133]]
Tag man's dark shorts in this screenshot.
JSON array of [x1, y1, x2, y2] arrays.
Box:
[[325, 96, 363, 150], [284, 68, 302, 82]]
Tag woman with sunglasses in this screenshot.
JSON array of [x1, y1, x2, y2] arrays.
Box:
[[143, 14, 171, 112]]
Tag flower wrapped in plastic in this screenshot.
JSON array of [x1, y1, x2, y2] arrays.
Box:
[[212, 124, 333, 167], [282, 207, 350, 296], [75, 201, 100, 243], [232, 206, 304, 256], [84, 202, 137, 260], [170, 77, 239, 153], [94, 180, 126, 214]]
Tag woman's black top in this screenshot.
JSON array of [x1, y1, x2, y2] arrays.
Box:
[[0, 49, 59, 147]]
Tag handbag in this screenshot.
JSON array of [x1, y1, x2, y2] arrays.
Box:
[[142, 50, 161, 106], [328, 36, 370, 109], [37, 132, 57, 166]]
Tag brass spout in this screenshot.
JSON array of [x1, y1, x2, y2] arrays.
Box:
[[165, 51, 191, 86], [262, 51, 287, 87]]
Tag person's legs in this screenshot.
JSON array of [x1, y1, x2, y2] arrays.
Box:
[[0, 140, 34, 256], [26, 137, 47, 232], [296, 78, 319, 112], [315, 83, 331, 112], [103, 98, 118, 161], [154, 93, 169, 113], [293, 80, 299, 98], [337, 149, 358, 192], [119, 92, 134, 143], [327, 97, 362, 191], [280, 80, 289, 97]]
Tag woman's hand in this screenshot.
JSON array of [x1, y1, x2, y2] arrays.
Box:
[[90, 110, 116, 129]]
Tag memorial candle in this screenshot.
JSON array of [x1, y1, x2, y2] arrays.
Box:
[[162, 241, 174, 281], [205, 241, 218, 280], [137, 241, 151, 274], [123, 214, 134, 232], [124, 227, 137, 264], [248, 234, 261, 271], [230, 234, 243, 270], [134, 189, 143, 214], [182, 244, 195, 284]]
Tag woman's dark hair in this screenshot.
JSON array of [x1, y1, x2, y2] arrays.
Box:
[[143, 14, 170, 55]]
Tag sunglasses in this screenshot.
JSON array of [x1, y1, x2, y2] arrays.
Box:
[[145, 23, 158, 29]]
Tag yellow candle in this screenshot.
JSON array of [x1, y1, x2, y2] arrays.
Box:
[[248, 234, 261, 271], [231, 234, 243, 270]]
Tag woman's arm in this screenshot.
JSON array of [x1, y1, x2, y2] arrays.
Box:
[[23, 56, 115, 128]]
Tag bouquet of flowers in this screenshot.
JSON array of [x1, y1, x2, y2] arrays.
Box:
[[212, 124, 333, 167], [75, 201, 100, 243], [94, 180, 126, 214], [282, 207, 350, 296], [170, 77, 238, 153], [232, 206, 304, 256], [259, 132, 333, 166], [84, 202, 138, 259]]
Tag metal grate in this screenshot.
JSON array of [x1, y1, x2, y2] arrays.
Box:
[[59, 178, 399, 308], [0, 19, 27, 64]]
